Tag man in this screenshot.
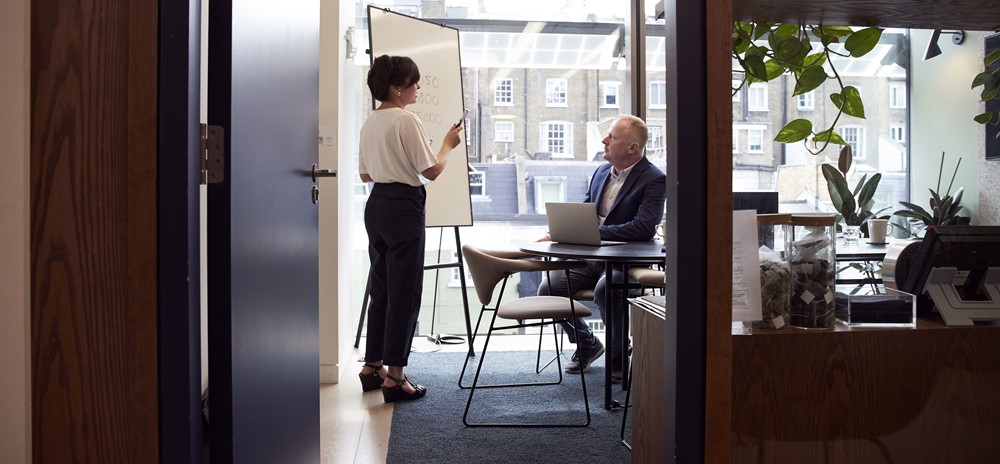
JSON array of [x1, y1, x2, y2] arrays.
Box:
[[537, 114, 666, 382]]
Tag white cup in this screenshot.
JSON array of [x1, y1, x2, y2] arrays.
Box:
[[867, 218, 894, 244], [656, 220, 667, 238]]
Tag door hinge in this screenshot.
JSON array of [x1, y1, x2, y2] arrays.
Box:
[[200, 123, 225, 184]]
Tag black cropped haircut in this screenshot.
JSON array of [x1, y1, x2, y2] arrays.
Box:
[[367, 55, 421, 101]]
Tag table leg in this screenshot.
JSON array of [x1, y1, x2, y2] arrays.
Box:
[[605, 263, 614, 410]]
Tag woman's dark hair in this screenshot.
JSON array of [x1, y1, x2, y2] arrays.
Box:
[[367, 55, 421, 101]]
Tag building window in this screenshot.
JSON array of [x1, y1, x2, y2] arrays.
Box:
[[732, 129, 738, 153], [747, 128, 764, 153], [469, 169, 486, 197], [732, 80, 742, 102], [839, 125, 866, 159], [539, 121, 572, 158], [495, 121, 514, 142], [546, 78, 568, 106], [890, 124, 906, 144], [533, 176, 567, 214], [449, 251, 474, 287], [889, 83, 906, 109], [649, 81, 666, 108], [494, 78, 513, 106], [748, 83, 768, 111], [647, 125, 663, 151], [798, 91, 814, 110], [602, 82, 620, 107]]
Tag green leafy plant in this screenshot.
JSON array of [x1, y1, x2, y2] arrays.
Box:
[[972, 47, 1000, 127], [821, 145, 890, 231], [894, 151, 971, 237], [732, 23, 884, 155]]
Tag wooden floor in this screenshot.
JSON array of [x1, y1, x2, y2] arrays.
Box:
[[319, 333, 578, 463]]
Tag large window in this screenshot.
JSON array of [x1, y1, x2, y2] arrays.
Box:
[[748, 83, 768, 111], [649, 81, 666, 108], [839, 125, 866, 159], [889, 83, 906, 108], [602, 81, 620, 107], [539, 121, 572, 157], [495, 121, 514, 142], [797, 91, 814, 110], [494, 78, 513, 105], [546, 78, 568, 106]]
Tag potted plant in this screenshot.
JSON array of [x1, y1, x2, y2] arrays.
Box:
[[821, 145, 890, 242], [894, 151, 971, 237]]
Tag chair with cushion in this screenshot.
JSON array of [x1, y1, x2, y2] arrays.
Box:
[[628, 266, 665, 293], [460, 244, 593, 427]]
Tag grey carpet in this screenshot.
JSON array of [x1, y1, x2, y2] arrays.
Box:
[[386, 349, 632, 463]]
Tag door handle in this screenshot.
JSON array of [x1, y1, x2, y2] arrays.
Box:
[[312, 163, 337, 182]]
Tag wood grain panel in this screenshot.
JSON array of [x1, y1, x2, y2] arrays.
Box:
[[31, 0, 159, 462], [632, 304, 667, 463], [733, 0, 1000, 31], [732, 321, 1000, 463], [706, 0, 735, 460]]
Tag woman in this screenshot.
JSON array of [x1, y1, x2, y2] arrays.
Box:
[[357, 55, 462, 403]]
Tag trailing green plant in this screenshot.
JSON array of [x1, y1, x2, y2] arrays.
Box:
[[821, 145, 890, 231], [732, 23, 884, 155], [972, 47, 1000, 127], [894, 151, 971, 237]]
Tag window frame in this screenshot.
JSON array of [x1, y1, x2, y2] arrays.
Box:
[[747, 83, 768, 112], [839, 125, 866, 159], [546, 78, 568, 107], [538, 121, 573, 158], [494, 78, 513, 106]]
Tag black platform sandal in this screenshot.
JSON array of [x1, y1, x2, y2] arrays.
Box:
[[358, 363, 384, 392], [381, 373, 427, 403]]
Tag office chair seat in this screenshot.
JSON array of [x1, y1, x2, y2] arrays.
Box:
[[460, 244, 593, 427]]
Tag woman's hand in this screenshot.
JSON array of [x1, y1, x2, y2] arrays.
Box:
[[442, 123, 463, 150]]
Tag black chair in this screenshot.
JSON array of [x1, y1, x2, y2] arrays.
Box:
[[460, 245, 593, 427]]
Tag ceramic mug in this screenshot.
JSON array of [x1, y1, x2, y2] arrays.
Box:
[[656, 220, 667, 238], [868, 218, 895, 244]]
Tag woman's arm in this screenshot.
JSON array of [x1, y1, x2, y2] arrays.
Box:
[[420, 124, 463, 181]]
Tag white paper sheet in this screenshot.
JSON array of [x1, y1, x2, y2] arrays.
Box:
[[732, 210, 763, 322]]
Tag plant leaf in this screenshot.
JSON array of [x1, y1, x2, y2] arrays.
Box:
[[775, 119, 813, 143], [838, 145, 853, 174], [743, 54, 768, 82], [803, 52, 827, 68], [816, 25, 853, 39], [841, 86, 866, 118], [751, 22, 770, 41], [975, 112, 994, 124], [774, 23, 798, 38], [844, 27, 883, 57], [822, 164, 856, 220], [764, 59, 786, 80], [986, 47, 1000, 66], [856, 173, 882, 209], [814, 129, 846, 145], [972, 71, 995, 89], [982, 86, 999, 102], [793, 65, 827, 96]]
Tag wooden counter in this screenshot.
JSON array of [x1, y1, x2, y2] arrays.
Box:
[[732, 318, 1000, 463]]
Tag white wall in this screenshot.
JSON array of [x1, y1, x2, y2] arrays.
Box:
[[0, 0, 30, 461], [910, 29, 983, 222], [318, 0, 360, 384]]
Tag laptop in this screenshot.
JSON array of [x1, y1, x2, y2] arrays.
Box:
[[545, 202, 626, 246]]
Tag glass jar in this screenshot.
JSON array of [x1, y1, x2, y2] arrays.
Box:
[[753, 214, 792, 331], [787, 215, 837, 329]]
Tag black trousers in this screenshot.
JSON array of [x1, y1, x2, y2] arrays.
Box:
[[363, 182, 426, 367]]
